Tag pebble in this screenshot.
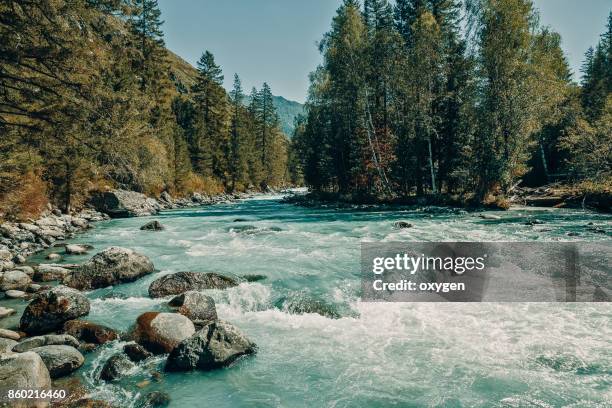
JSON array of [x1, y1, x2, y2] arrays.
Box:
[[5, 289, 27, 299]]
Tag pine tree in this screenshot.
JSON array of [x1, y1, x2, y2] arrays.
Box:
[[228, 74, 248, 191], [129, 0, 166, 91], [191, 51, 228, 180]]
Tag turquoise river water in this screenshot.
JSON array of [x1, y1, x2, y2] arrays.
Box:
[[4, 193, 612, 407]]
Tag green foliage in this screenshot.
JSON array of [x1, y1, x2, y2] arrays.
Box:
[[297, 0, 610, 202], [0, 0, 289, 219]]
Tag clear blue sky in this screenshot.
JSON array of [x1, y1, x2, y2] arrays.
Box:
[[159, 0, 611, 103]]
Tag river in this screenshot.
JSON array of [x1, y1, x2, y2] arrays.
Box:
[[7, 193, 612, 407]]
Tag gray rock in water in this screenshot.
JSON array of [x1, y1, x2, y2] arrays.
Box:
[[0, 352, 51, 401], [99, 353, 135, 381], [277, 294, 341, 319], [65, 244, 89, 255], [123, 342, 153, 362], [0, 306, 16, 319], [0, 270, 31, 291], [62, 320, 119, 345], [20, 286, 90, 335], [46, 253, 62, 261], [5, 289, 27, 299], [165, 320, 256, 372], [140, 220, 165, 231], [12, 334, 80, 353], [169, 291, 217, 323], [479, 214, 501, 220], [137, 391, 171, 408], [89, 189, 161, 218], [63, 247, 155, 290], [0, 328, 20, 341], [149, 272, 238, 298], [241, 274, 267, 282], [0, 337, 18, 354], [131, 312, 195, 354], [29, 345, 84, 378], [393, 221, 413, 229], [33, 264, 70, 282]]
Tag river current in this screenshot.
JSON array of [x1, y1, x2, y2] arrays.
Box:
[[7, 193, 612, 407]]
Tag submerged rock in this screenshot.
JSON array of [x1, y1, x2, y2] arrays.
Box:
[[131, 312, 195, 354], [30, 345, 84, 378], [241, 274, 267, 282], [479, 214, 502, 220], [148, 272, 238, 298], [123, 342, 153, 362], [137, 391, 171, 408], [63, 247, 155, 290], [65, 244, 89, 255], [276, 294, 341, 319], [169, 291, 217, 323], [89, 189, 161, 218], [393, 221, 413, 229], [63, 320, 119, 345], [140, 220, 165, 231], [12, 334, 80, 353], [100, 353, 135, 382], [0, 352, 51, 402], [165, 320, 256, 372], [20, 286, 90, 335]]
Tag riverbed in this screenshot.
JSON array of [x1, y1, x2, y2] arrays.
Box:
[[4, 194, 612, 407]]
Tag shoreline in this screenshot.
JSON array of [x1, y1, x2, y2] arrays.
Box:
[[283, 184, 612, 214], [0, 189, 257, 271]]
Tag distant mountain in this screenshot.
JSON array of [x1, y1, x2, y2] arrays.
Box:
[[271, 95, 305, 137], [167, 52, 305, 137]]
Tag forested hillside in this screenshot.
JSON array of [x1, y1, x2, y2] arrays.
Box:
[[292, 0, 611, 205], [0, 0, 290, 221]]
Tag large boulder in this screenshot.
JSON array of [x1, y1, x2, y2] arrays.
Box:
[[20, 286, 90, 335], [89, 190, 160, 218], [149, 272, 238, 298], [63, 247, 155, 290], [99, 353, 135, 382], [169, 291, 217, 323], [62, 320, 119, 345], [30, 345, 84, 378], [131, 312, 195, 354], [0, 270, 31, 291], [0, 352, 51, 407], [165, 321, 256, 371], [12, 334, 80, 353]]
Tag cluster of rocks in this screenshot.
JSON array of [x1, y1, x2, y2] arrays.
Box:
[[0, 208, 107, 272], [89, 189, 252, 219], [0, 189, 260, 406], [0, 245, 256, 406]]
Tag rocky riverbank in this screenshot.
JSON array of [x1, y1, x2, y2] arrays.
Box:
[[0, 189, 258, 407], [0, 189, 250, 270], [284, 184, 612, 213]]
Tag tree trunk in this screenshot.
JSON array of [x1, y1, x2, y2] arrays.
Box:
[[428, 136, 437, 194], [539, 141, 549, 183]]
